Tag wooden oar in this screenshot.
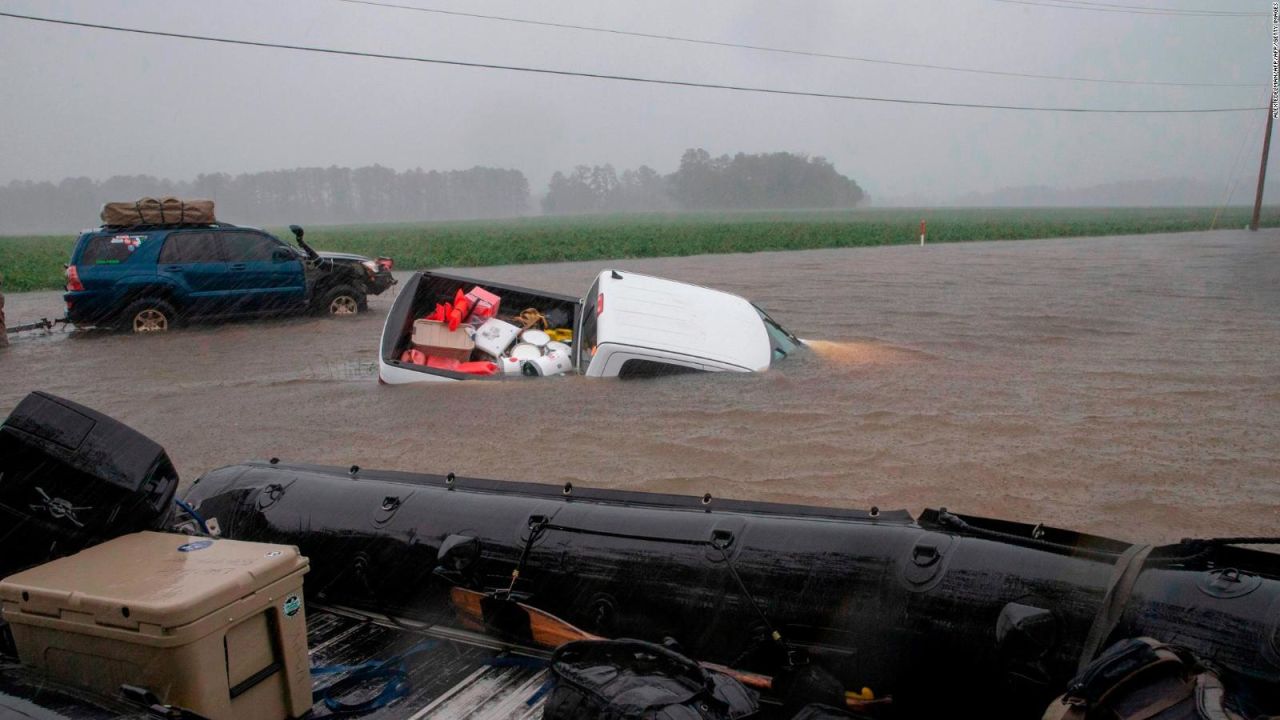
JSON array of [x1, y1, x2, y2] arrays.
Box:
[[450, 586, 600, 647], [448, 586, 885, 710]]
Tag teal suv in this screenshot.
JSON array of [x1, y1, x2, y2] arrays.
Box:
[[64, 223, 394, 332]]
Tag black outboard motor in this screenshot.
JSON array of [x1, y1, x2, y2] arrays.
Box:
[[0, 392, 179, 579]]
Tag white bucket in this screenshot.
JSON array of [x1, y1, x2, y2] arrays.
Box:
[[521, 329, 550, 348], [545, 341, 571, 356], [500, 356, 525, 375], [509, 343, 542, 361], [521, 350, 573, 377]]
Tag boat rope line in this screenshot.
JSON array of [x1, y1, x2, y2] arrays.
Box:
[[1180, 536, 1280, 546], [518, 517, 716, 548], [505, 516, 550, 596], [504, 517, 790, 652], [935, 510, 1122, 561], [710, 531, 788, 653], [934, 510, 1272, 565], [0, 11, 1266, 114]]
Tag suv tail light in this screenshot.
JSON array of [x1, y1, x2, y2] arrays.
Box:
[[65, 265, 84, 292], [596, 293, 605, 316]]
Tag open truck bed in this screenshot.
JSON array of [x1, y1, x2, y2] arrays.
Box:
[[378, 271, 580, 384]]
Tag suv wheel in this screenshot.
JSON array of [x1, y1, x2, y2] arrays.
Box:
[[120, 299, 177, 334], [319, 285, 364, 317]]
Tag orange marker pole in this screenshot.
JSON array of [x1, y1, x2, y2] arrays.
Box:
[[919, 219, 926, 246]]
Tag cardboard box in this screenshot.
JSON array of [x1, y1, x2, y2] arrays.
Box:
[[412, 319, 475, 361], [0, 532, 312, 720]]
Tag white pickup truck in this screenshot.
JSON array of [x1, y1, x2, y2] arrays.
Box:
[[378, 269, 802, 383]]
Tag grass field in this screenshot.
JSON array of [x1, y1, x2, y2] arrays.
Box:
[[2, 206, 1277, 293]]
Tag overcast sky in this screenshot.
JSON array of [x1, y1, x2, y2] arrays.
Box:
[[0, 0, 1273, 203]]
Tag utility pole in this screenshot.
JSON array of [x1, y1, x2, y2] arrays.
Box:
[[1249, 94, 1275, 231]]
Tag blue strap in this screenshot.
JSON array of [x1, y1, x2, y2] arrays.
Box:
[[524, 677, 556, 707], [173, 497, 210, 536], [312, 644, 548, 715], [311, 640, 438, 715]]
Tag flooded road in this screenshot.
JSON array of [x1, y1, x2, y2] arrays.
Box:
[[2, 229, 1277, 544]]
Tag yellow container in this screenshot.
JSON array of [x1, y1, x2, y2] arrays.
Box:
[[0, 532, 311, 720]]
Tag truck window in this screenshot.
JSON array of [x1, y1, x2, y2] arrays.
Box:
[[577, 278, 600, 369], [79, 233, 150, 265], [618, 359, 700, 380], [159, 232, 223, 264], [219, 231, 279, 262], [754, 305, 800, 363]]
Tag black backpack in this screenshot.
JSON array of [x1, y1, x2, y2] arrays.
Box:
[[544, 639, 759, 720], [1042, 637, 1250, 720]]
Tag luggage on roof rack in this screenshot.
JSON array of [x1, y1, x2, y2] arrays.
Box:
[[100, 197, 216, 227]]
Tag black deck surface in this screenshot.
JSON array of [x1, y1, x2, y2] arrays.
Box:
[[307, 608, 549, 719]]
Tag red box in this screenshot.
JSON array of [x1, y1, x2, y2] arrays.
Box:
[[465, 286, 501, 320], [426, 355, 461, 371]]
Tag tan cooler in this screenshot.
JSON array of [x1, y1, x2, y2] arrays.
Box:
[[0, 532, 311, 720]]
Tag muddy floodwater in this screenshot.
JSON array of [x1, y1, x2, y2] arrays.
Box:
[[2, 230, 1278, 544]]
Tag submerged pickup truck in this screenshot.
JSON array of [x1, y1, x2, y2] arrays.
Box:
[[378, 269, 803, 383]]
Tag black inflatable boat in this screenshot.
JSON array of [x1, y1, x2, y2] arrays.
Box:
[[1, 392, 1277, 719]]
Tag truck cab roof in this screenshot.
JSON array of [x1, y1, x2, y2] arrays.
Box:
[[590, 270, 773, 373]]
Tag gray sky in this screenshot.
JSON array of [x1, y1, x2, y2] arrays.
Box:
[[0, 0, 1273, 204]]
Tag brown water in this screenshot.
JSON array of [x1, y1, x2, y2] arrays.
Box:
[[2, 230, 1278, 544]]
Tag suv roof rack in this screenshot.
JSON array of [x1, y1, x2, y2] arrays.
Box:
[[97, 222, 239, 232]]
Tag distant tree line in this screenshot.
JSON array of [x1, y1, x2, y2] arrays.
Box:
[[0, 165, 530, 234], [542, 149, 865, 214], [0, 150, 865, 234]]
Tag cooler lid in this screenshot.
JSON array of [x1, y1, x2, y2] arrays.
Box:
[[0, 532, 308, 630]]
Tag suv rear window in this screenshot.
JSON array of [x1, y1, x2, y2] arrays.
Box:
[[159, 232, 223, 264], [78, 233, 150, 265], [219, 231, 280, 262]]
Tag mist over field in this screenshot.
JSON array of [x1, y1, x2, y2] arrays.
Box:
[[0, 0, 1274, 234], [0, 158, 1271, 235], [0, 149, 873, 234]]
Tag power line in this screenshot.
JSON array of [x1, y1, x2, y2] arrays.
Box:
[[1052, 0, 1264, 13], [0, 11, 1265, 114], [335, 0, 1261, 88], [989, 0, 1266, 17]]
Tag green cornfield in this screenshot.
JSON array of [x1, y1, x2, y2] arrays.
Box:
[[0, 235, 80, 294], [2, 207, 1277, 293]]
